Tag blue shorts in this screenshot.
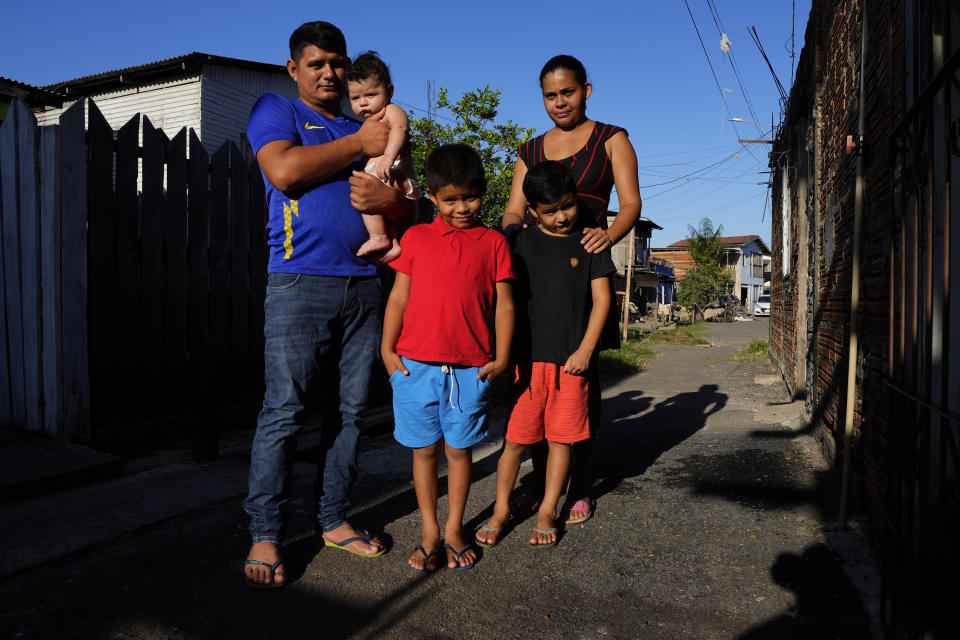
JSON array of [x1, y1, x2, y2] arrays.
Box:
[[390, 357, 491, 449]]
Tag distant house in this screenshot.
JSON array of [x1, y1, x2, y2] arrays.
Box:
[[607, 214, 668, 318], [32, 52, 301, 155], [652, 234, 771, 310], [0, 76, 64, 124]]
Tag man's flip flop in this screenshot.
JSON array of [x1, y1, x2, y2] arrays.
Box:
[[409, 545, 441, 574], [324, 530, 386, 558], [444, 543, 475, 570], [561, 498, 594, 524], [244, 558, 286, 589], [474, 520, 502, 548], [530, 527, 558, 548]]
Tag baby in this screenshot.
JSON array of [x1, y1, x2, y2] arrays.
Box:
[[345, 51, 420, 264]]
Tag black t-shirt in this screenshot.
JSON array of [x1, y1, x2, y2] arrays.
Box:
[[511, 227, 617, 365]]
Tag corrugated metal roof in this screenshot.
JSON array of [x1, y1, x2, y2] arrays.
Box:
[[668, 234, 769, 252], [0, 76, 66, 107], [42, 52, 287, 95]]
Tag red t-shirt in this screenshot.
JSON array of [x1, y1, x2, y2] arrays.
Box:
[[391, 216, 514, 367]]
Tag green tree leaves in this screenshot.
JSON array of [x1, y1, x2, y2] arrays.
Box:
[[676, 218, 731, 310], [408, 86, 535, 228]]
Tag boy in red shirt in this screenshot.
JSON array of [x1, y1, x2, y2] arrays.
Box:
[[381, 144, 515, 572]]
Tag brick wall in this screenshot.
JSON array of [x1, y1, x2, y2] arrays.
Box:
[[769, 0, 897, 541]]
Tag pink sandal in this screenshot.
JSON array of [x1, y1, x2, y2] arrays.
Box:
[[561, 498, 594, 524]]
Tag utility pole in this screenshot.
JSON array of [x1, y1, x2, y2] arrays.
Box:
[[621, 227, 635, 343]]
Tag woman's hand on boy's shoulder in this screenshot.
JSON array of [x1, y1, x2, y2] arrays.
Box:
[[477, 360, 509, 383], [581, 227, 612, 253]]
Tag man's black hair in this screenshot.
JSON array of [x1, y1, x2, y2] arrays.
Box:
[[522, 160, 577, 207], [425, 144, 486, 193], [344, 51, 392, 86], [289, 21, 347, 61]]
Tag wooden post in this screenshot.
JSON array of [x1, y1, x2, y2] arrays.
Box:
[[621, 226, 635, 343]]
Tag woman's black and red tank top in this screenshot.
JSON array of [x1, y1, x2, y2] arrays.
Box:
[[518, 121, 627, 227]]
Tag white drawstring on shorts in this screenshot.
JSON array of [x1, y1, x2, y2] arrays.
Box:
[[440, 364, 461, 411]]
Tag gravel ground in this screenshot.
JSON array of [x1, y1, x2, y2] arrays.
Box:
[[0, 318, 880, 639]]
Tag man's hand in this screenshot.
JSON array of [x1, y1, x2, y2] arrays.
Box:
[[354, 109, 389, 157], [477, 360, 509, 382], [350, 170, 408, 216], [563, 349, 592, 376], [382, 351, 409, 378]]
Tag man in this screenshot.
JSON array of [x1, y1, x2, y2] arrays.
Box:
[[243, 21, 417, 587]]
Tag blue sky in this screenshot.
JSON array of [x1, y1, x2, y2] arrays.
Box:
[[3, 0, 810, 247]]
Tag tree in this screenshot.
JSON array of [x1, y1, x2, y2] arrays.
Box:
[[676, 218, 731, 319], [408, 86, 535, 228]]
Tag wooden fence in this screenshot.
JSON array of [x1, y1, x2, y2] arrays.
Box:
[[0, 98, 267, 444]]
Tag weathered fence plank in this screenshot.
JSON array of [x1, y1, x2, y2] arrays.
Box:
[[86, 100, 116, 421], [58, 100, 90, 442], [0, 99, 26, 427], [229, 143, 250, 362], [39, 125, 61, 437], [115, 114, 141, 377], [188, 132, 210, 369], [140, 116, 164, 374], [165, 129, 189, 374], [209, 145, 230, 366], [248, 155, 266, 363], [13, 101, 42, 431]]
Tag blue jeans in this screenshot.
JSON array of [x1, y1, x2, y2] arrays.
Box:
[[244, 273, 384, 543]]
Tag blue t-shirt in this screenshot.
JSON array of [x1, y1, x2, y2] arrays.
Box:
[[246, 92, 374, 276]]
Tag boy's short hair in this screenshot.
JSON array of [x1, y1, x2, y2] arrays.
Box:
[[425, 144, 486, 193], [289, 21, 347, 61], [344, 51, 392, 86], [522, 160, 577, 207]]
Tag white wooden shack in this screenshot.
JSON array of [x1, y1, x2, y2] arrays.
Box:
[[32, 52, 300, 155]]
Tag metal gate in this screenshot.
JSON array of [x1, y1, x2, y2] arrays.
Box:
[[885, 0, 960, 636]]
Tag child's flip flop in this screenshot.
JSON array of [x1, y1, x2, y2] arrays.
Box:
[[530, 527, 558, 548], [444, 543, 476, 570], [409, 545, 441, 573], [474, 520, 502, 548]]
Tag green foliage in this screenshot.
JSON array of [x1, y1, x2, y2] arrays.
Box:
[[738, 337, 770, 363], [409, 86, 535, 228], [599, 341, 659, 380], [639, 325, 710, 346], [676, 217, 731, 309]]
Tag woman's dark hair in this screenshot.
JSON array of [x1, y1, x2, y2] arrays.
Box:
[[289, 21, 347, 61], [425, 144, 486, 193], [539, 54, 588, 87], [344, 51, 392, 87], [522, 161, 577, 207]]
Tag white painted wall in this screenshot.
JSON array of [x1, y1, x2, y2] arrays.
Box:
[[200, 65, 298, 156], [34, 76, 202, 140]]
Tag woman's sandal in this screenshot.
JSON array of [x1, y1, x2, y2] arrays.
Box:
[[560, 498, 594, 524]]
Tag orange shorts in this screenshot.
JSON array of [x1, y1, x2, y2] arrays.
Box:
[[505, 362, 590, 445]]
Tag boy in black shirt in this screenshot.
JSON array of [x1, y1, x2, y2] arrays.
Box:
[[476, 161, 615, 548]]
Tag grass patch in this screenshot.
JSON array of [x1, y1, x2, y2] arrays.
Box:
[[599, 341, 660, 380], [638, 324, 711, 346], [738, 337, 770, 363]]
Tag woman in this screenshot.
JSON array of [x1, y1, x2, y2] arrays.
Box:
[[498, 54, 641, 529]]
